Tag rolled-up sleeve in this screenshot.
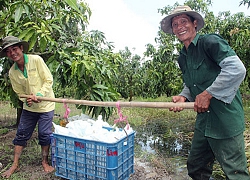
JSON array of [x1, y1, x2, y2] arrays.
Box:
[[206, 55, 246, 104], [179, 83, 195, 102]]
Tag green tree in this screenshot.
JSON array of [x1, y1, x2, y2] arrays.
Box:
[[0, 0, 121, 121], [214, 12, 250, 93], [115, 47, 141, 101], [143, 39, 182, 98], [240, 0, 250, 8], [147, 0, 250, 99]]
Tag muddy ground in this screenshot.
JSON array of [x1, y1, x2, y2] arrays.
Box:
[[0, 115, 249, 180], [0, 125, 185, 180]]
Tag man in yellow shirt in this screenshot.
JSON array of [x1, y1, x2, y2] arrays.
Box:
[[0, 36, 55, 178]]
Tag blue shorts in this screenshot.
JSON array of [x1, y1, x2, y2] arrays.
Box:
[[13, 109, 54, 146]]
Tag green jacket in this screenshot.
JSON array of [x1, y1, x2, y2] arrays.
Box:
[[178, 34, 245, 139]]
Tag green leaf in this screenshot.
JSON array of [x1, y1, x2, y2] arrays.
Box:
[[23, 22, 36, 27], [92, 84, 108, 90], [40, 36, 47, 52], [72, 51, 83, 56], [14, 6, 23, 23], [63, 0, 81, 14], [82, 60, 91, 71], [19, 28, 33, 40], [50, 24, 62, 32], [29, 34, 38, 51], [23, 4, 29, 15], [23, 29, 35, 42], [64, 60, 72, 66], [93, 89, 104, 97]]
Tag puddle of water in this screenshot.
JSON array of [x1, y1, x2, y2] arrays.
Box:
[[134, 118, 194, 178]]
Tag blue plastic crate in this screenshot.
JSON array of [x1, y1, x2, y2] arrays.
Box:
[[51, 128, 135, 180]]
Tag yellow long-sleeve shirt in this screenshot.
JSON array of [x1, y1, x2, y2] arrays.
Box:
[[9, 54, 55, 112]]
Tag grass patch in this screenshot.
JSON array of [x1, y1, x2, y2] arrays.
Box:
[[0, 128, 8, 135]]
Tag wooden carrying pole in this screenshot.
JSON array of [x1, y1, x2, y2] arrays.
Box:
[[19, 94, 194, 109]]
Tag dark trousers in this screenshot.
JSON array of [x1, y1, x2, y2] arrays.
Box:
[[187, 129, 250, 180], [13, 110, 54, 146]]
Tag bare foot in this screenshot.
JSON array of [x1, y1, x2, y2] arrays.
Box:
[[42, 162, 54, 173], [1, 164, 19, 178]]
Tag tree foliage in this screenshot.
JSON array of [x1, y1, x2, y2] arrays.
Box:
[[0, 0, 250, 123], [240, 0, 250, 8], [0, 0, 121, 120], [147, 0, 250, 97], [113, 0, 250, 100], [114, 47, 141, 101]]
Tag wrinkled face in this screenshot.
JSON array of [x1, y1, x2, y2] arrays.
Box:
[[5, 45, 24, 62], [171, 14, 197, 47]]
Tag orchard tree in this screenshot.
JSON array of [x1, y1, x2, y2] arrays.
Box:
[[143, 40, 182, 98], [240, 0, 250, 8], [0, 0, 121, 122], [63, 30, 121, 119], [144, 0, 250, 99], [214, 11, 250, 93], [115, 47, 141, 101]]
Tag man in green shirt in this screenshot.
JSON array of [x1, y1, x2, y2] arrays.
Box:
[[0, 36, 55, 178], [161, 5, 250, 179]]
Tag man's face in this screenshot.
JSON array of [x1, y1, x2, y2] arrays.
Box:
[[5, 45, 24, 62], [171, 14, 197, 46]]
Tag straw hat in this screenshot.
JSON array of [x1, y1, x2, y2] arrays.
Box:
[[0, 36, 29, 57], [161, 5, 205, 34]]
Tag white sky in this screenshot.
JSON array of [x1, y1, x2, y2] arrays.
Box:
[[84, 0, 250, 56]]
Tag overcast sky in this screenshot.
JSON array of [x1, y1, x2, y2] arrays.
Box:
[[84, 0, 250, 56]]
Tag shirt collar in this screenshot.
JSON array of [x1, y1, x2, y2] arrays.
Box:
[[180, 34, 200, 55], [192, 34, 200, 46], [14, 54, 28, 70]]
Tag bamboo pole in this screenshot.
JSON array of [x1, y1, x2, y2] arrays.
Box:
[[19, 94, 194, 109]]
